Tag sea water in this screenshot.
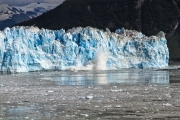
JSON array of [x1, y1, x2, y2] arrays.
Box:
[[37, 69, 169, 86], [0, 63, 180, 120]]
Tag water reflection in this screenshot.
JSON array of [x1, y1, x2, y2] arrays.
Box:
[[39, 69, 169, 85]]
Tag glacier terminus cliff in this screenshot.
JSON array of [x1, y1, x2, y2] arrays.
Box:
[[0, 26, 169, 72]]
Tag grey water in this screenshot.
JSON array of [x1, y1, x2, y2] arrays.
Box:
[[1, 63, 180, 120], [34, 62, 180, 86], [38, 69, 170, 86], [1, 62, 179, 86]]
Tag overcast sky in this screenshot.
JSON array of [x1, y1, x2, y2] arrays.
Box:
[[0, 0, 65, 6]]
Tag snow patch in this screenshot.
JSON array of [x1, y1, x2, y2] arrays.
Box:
[[14, 3, 59, 18], [174, 22, 179, 30]]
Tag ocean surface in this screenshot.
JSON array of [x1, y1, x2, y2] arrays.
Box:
[[0, 62, 180, 120]]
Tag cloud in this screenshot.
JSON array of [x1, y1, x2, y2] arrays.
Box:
[[0, 0, 64, 6]]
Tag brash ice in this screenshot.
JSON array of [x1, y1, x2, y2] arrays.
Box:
[[0, 26, 169, 72]]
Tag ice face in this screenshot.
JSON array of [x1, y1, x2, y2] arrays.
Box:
[[0, 26, 169, 72]]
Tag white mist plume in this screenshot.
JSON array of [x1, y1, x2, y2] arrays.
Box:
[[93, 51, 108, 70], [69, 51, 108, 71]]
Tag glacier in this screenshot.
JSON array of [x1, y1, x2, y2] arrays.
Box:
[[0, 26, 169, 72]]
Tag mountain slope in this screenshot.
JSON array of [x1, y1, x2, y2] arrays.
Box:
[[17, 0, 180, 60], [14, 2, 59, 18], [0, 4, 30, 30], [0, 3, 59, 30]]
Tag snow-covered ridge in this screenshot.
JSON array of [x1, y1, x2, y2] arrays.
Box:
[[14, 2, 58, 18], [0, 3, 59, 21], [0, 4, 21, 21], [0, 3, 60, 30], [0, 26, 169, 72]]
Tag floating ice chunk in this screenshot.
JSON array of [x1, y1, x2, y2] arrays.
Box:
[[163, 103, 173, 107], [48, 90, 54, 93], [114, 105, 121, 108], [80, 114, 89, 117], [143, 107, 148, 109], [79, 96, 86, 99], [104, 105, 112, 108], [110, 89, 123, 92], [94, 106, 99, 108], [165, 93, 171, 98], [24, 117, 29, 119], [86, 95, 93, 99]]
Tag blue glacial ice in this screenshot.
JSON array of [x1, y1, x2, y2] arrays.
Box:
[[0, 26, 169, 72]]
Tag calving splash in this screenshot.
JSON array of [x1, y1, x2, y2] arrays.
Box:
[[0, 26, 169, 72]]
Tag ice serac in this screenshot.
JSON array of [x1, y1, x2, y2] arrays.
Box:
[[0, 26, 169, 72]]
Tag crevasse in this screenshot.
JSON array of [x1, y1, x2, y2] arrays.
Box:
[[0, 26, 169, 72]]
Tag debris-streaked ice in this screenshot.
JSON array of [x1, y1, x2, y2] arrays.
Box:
[[0, 26, 169, 72]]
